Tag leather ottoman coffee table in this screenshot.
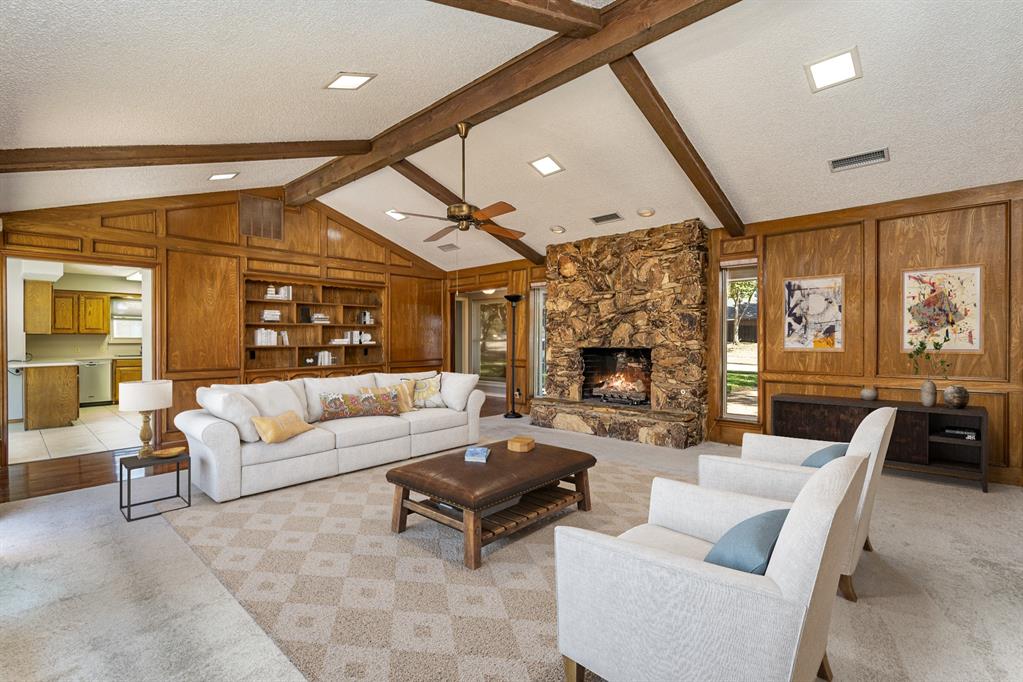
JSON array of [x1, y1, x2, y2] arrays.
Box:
[[386, 441, 596, 569]]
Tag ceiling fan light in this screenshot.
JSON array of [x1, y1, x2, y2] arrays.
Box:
[[481, 289, 496, 295]]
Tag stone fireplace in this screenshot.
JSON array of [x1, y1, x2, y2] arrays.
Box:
[[531, 220, 707, 449]]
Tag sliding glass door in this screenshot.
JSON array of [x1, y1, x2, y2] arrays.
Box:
[[469, 297, 507, 393]]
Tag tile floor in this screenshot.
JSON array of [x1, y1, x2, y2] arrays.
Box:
[[9, 405, 142, 464]]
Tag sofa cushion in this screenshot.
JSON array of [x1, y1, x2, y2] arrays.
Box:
[[212, 381, 304, 419], [303, 375, 377, 421], [196, 387, 261, 443], [618, 524, 714, 561], [400, 408, 468, 435], [240, 426, 335, 466], [283, 378, 309, 421], [802, 443, 848, 468], [251, 410, 314, 444], [440, 372, 479, 411], [316, 415, 410, 448], [373, 370, 437, 387], [704, 509, 789, 575]]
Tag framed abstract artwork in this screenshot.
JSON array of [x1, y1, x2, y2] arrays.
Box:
[[783, 275, 844, 350], [902, 266, 981, 351]]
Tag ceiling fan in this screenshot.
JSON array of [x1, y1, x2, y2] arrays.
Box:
[[396, 122, 525, 243]]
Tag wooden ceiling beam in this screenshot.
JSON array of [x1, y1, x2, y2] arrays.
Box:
[[284, 0, 741, 206], [428, 0, 602, 38], [610, 53, 744, 236], [391, 159, 545, 265], [0, 140, 373, 173]]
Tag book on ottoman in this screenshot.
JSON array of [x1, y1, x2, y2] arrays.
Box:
[[465, 446, 490, 462]]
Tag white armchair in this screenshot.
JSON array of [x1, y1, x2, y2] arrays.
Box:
[[556, 456, 867, 682], [699, 406, 897, 602]]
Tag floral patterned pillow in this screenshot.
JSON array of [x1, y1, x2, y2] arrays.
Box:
[[408, 374, 445, 408], [319, 389, 400, 421]]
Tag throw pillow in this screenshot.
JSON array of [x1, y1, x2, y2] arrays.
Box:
[[251, 410, 314, 444], [440, 372, 479, 411], [704, 509, 789, 575], [361, 380, 415, 413], [319, 390, 400, 421], [196, 387, 261, 443], [802, 443, 848, 468], [211, 381, 304, 420], [302, 375, 377, 422], [408, 374, 445, 408]]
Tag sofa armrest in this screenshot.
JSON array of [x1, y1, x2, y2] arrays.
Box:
[[647, 477, 791, 544], [741, 433, 844, 465], [700, 455, 817, 502], [174, 409, 242, 502], [465, 389, 486, 442]]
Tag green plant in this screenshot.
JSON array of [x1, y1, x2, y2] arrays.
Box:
[[907, 339, 950, 378]]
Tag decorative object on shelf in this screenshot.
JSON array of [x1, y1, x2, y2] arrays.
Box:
[[151, 446, 187, 459], [304, 357, 316, 365], [908, 339, 949, 407], [507, 436, 535, 452], [358, 310, 374, 324], [860, 386, 878, 401], [118, 379, 173, 459], [783, 275, 844, 350], [298, 305, 311, 323], [943, 385, 970, 409], [464, 446, 491, 463], [504, 294, 524, 419], [902, 265, 981, 351], [920, 379, 937, 407], [360, 332, 373, 344], [264, 284, 292, 301]]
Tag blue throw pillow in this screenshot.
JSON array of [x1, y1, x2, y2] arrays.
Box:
[[801, 443, 848, 468], [704, 509, 789, 575]]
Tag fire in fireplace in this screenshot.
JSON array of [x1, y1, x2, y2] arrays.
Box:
[[581, 348, 652, 406]]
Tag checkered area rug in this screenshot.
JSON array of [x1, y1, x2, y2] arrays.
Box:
[[165, 459, 688, 681]]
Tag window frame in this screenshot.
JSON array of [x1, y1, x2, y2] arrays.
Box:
[[720, 259, 760, 423]]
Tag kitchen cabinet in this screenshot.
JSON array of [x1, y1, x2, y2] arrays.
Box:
[[24, 364, 79, 430], [52, 292, 79, 333], [78, 294, 110, 334], [113, 358, 143, 402], [24, 281, 54, 334]]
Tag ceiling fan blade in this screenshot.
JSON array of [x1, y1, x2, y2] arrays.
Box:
[[424, 225, 458, 242], [397, 211, 450, 221], [478, 222, 525, 240], [472, 201, 516, 221]]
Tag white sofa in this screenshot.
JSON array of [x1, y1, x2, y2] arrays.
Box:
[[174, 371, 485, 502]]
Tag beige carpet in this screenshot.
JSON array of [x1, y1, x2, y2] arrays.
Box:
[[165, 459, 666, 681]]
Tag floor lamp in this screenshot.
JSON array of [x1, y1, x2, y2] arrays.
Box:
[[504, 294, 524, 419]]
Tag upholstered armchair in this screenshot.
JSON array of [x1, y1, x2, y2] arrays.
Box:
[[699, 406, 896, 602], [556, 456, 867, 682]]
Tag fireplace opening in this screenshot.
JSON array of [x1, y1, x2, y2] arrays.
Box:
[[581, 348, 652, 406]]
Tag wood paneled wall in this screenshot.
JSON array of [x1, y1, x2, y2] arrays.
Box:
[[0, 187, 445, 462], [708, 180, 1023, 486]]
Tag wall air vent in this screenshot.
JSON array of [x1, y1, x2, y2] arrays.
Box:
[[829, 147, 890, 173], [437, 243, 460, 252], [590, 212, 623, 225]]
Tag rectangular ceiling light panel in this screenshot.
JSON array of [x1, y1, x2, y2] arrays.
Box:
[[806, 47, 862, 92]]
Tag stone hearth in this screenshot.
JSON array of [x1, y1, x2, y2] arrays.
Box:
[[531, 220, 708, 449]]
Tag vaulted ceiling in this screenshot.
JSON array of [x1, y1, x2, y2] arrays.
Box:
[[2, 0, 1021, 269]]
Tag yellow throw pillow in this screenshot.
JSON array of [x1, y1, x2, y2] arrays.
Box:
[[251, 410, 314, 443], [361, 379, 415, 413]]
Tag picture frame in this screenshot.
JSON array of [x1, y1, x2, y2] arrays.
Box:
[[901, 265, 982, 352], [782, 274, 845, 351]]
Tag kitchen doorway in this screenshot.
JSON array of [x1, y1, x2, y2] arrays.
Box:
[[5, 258, 155, 465]]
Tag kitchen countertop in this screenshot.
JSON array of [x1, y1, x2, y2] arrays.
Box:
[[8, 360, 81, 369]]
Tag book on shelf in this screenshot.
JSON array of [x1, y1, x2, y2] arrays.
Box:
[[464, 447, 490, 463], [254, 328, 279, 346], [942, 427, 979, 441]]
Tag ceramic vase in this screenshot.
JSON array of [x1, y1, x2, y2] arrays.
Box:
[[860, 386, 878, 401], [920, 379, 937, 407], [943, 385, 970, 409]]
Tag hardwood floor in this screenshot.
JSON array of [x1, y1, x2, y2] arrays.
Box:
[[0, 448, 187, 503]]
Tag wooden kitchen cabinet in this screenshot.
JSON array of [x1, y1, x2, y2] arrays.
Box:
[[78, 294, 110, 334], [24, 280, 54, 334], [52, 292, 79, 333], [113, 358, 143, 402], [24, 365, 79, 430]]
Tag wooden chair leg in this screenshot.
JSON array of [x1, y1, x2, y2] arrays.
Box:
[[563, 655, 585, 682], [863, 535, 874, 552], [817, 652, 833, 681], [838, 574, 858, 602]]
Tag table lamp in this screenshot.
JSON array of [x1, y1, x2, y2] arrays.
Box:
[[119, 380, 173, 458]]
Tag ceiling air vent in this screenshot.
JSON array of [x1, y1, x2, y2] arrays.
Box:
[[590, 212, 623, 225], [437, 243, 460, 252], [829, 147, 890, 173]]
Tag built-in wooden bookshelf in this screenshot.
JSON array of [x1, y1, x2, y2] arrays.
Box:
[[243, 277, 384, 380]]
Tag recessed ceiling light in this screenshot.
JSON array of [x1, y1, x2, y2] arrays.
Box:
[[125, 271, 143, 282], [637, 208, 656, 218], [549, 225, 566, 234], [326, 72, 376, 90], [385, 209, 407, 221], [530, 155, 564, 177], [481, 289, 496, 295], [805, 47, 862, 93], [208, 172, 238, 181]]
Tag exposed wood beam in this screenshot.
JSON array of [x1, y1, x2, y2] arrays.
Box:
[[428, 0, 602, 38], [285, 0, 741, 206], [609, 53, 744, 236], [391, 159, 545, 265], [0, 140, 373, 173]]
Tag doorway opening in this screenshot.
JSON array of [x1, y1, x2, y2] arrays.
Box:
[[453, 288, 507, 401]]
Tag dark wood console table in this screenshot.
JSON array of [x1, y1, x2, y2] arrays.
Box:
[[771, 394, 989, 492]]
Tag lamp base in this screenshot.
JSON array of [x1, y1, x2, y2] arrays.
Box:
[[137, 410, 155, 458], [503, 411, 523, 419]]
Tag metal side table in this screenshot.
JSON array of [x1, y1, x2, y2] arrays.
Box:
[[120, 451, 191, 521]]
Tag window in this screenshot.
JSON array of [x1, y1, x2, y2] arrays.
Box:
[[530, 284, 547, 396], [722, 263, 759, 420], [469, 297, 507, 387]]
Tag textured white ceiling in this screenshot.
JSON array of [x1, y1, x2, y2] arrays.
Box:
[[0, 0, 550, 147], [636, 0, 1023, 223], [321, 66, 717, 269]]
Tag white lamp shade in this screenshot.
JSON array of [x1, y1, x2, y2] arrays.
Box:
[[118, 380, 173, 412]]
